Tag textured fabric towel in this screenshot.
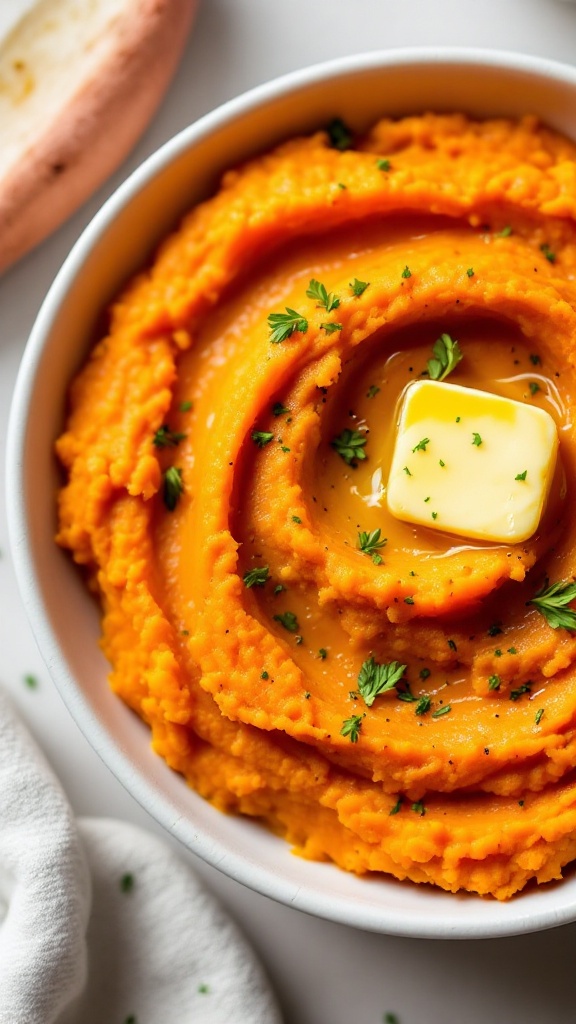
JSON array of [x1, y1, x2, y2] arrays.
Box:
[[0, 689, 282, 1024]]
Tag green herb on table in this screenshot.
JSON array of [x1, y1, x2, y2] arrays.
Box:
[[306, 278, 340, 312], [530, 579, 576, 631], [426, 333, 463, 382], [357, 657, 406, 706], [340, 714, 363, 743], [242, 566, 269, 588], [163, 467, 184, 511], [268, 308, 308, 344], [331, 428, 367, 466]]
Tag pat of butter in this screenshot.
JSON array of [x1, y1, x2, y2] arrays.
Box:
[[387, 380, 558, 543]]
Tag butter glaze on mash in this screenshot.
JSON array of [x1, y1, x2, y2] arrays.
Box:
[[57, 114, 576, 899]]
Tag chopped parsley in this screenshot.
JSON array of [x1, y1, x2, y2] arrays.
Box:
[[320, 322, 343, 333], [120, 873, 134, 893], [404, 596, 415, 605], [530, 579, 576, 631], [163, 467, 184, 511], [153, 424, 187, 448], [419, 668, 431, 680], [23, 673, 38, 689], [318, 648, 328, 660], [540, 243, 556, 263], [529, 382, 541, 396], [488, 674, 501, 691], [331, 428, 367, 466], [415, 695, 432, 716], [496, 225, 513, 237], [472, 432, 482, 447], [242, 566, 269, 588], [179, 400, 193, 412], [426, 333, 463, 382], [530, 353, 541, 366], [535, 708, 545, 725], [198, 984, 209, 994], [377, 158, 391, 172], [292, 515, 302, 524], [327, 117, 353, 151], [431, 704, 452, 718], [357, 657, 406, 706], [366, 384, 380, 398], [389, 797, 403, 816], [510, 683, 531, 702], [274, 584, 286, 595], [466, 267, 475, 277], [261, 670, 269, 680], [515, 470, 527, 481], [357, 528, 387, 564], [488, 623, 502, 637], [252, 430, 274, 447], [268, 308, 308, 344], [412, 437, 430, 453], [431, 511, 438, 520], [306, 278, 340, 312], [401, 265, 412, 279], [403, 466, 412, 476], [273, 611, 299, 633], [272, 401, 289, 416], [411, 801, 426, 816], [350, 278, 369, 296], [340, 714, 363, 742]]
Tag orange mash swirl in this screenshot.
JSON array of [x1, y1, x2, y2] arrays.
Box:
[[57, 114, 576, 899]]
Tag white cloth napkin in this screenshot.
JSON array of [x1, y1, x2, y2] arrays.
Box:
[[0, 689, 282, 1024]]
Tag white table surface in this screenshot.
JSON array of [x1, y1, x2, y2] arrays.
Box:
[[3, 2, 576, 1022]]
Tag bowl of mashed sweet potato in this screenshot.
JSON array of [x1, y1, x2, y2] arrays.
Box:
[[9, 48, 576, 937]]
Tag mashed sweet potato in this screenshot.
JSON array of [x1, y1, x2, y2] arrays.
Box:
[[56, 113, 576, 899]]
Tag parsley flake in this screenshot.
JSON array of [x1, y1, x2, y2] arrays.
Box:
[[268, 308, 308, 344], [23, 673, 38, 689], [510, 683, 531, 702], [252, 431, 274, 447], [540, 243, 556, 263], [331, 428, 367, 466], [404, 596, 415, 605], [306, 278, 340, 312], [350, 278, 369, 296], [419, 668, 431, 680], [426, 333, 463, 382], [357, 528, 387, 561], [529, 382, 541, 396], [401, 265, 412, 279], [535, 708, 545, 725], [120, 873, 134, 894], [327, 117, 353, 151], [318, 648, 328, 660], [389, 797, 403, 816], [179, 400, 193, 412], [153, 424, 187, 448], [242, 566, 269, 588], [272, 401, 289, 416], [415, 695, 432, 716], [377, 158, 392, 172], [357, 657, 406, 706], [530, 579, 576, 631], [496, 225, 513, 238], [366, 384, 380, 398], [340, 714, 363, 742], [163, 467, 184, 511], [403, 465, 412, 476], [466, 267, 475, 277], [431, 704, 451, 718], [412, 437, 430, 453], [515, 470, 527, 481], [412, 801, 426, 816], [472, 432, 482, 447], [320, 322, 343, 333], [488, 674, 501, 691], [273, 611, 299, 633]]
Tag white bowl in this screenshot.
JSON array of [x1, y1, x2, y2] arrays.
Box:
[[8, 48, 576, 939]]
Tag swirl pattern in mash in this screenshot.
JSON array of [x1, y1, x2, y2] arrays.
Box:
[[57, 114, 576, 899]]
